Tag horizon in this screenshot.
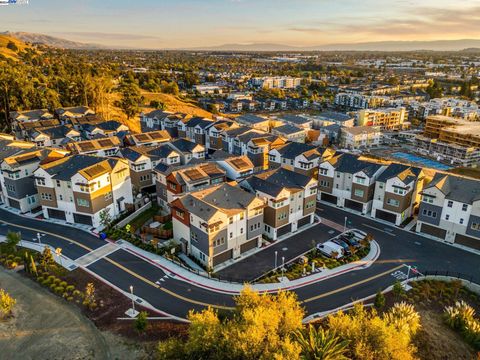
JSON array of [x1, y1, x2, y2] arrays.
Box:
[[1, 0, 480, 49]]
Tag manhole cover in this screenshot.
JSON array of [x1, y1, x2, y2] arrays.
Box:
[[328, 230, 335, 234], [282, 247, 288, 251]]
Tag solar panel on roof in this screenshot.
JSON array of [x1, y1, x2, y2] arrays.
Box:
[[83, 164, 107, 178], [78, 142, 96, 152], [231, 158, 249, 169], [98, 139, 113, 147], [150, 132, 166, 140], [184, 169, 205, 181], [135, 134, 149, 142]]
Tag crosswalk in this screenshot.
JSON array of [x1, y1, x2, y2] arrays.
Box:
[[76, 242, 119, 267], [320, 218, 345, 233]]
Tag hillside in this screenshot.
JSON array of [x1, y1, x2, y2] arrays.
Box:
[[0, 33, 31, 60], [4, 31, 105, 49]]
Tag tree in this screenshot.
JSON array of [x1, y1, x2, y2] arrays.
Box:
[[6, 41, 18, 52], [374, 291, 386, 311], [117, 79, 141, 120], [295, 325, 349, 360], [5, 231, 21, 253], [393, 281, 405, 299], [99, 209, 112, 230], [40, 247, 54, 271], [83, 282, 97, 310], [157, 287, 304, 360], [0, 289, 16, 319], [150, 100, 166, 110], [135, 311, 148, 333]]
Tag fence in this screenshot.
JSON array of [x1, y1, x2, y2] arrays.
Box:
[[410, 269, 480, 294], [116, 202, 152, 228]]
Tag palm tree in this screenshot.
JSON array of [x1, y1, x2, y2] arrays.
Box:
[[295, 325, 349, 360], [5, 231, 21, 253]]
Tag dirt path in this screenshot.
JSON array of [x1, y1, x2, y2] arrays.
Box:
[[0, 269, 112, 360]]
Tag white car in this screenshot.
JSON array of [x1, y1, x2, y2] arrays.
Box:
[[317, 241, 344, 259]]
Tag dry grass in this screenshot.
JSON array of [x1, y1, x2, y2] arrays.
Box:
[[0, 34, 32, 60]]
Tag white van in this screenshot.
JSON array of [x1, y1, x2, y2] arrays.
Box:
[[316, 241, 344, 259]]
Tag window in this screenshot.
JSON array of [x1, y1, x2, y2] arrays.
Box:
[[77, 198, 90, 207], [387, 198, 400, 207], [460, 218, 464, 225], [320, 180, 329, 187], [240, 228, 243, 234], [213, 237, 225, 247], [356, 177, 366, 185], [27, 195, 36, 205], [393, 187, 406, 195], [6, 184, 15, 192], [175, 210, 184, 219], [229, 217, 233, 224], [36, 178, 46, 186], [104, 192, 112, 200], [41, 193, 52, 201], [422, 195, 434, 204], [445, 214, 450, 220], [229, 232, 233, 239], [422, 209, 437, 218], [471, 223, 480, 231], [310, 188, 317, 195], [354, 189, 364, 197], [191, 231, 198, 241], [59, 195, 63, 201], [56, 180, 61, 187], [379, 183, 384, 189], [447, 200, 453, 208], [462, 204, 468, 211], [319, 168, 328, 176]]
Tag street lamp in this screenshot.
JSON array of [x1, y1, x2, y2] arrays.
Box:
[[344, 216, 348, 232], [281, 256, 285, 280], [37, 232, 41, 244], [130, 285, 135, 313], [274, 250, 278, 269]]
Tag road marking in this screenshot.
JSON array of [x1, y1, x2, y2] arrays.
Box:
[[0, 219, 94, 252], [391, 270, 408, 280], [361, 223, 396, 237], [302, 265, 404, 304]]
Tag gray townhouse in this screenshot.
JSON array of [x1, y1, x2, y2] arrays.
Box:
[[268, 142, 322, 178], [416, 173, 480, 250]]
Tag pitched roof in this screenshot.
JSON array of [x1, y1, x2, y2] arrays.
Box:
[[40, 154, 117, 181], [277, 114, 311, 125], [274, 142, 320, 160], [237, 114, 269, 125], [424, 173, 480, 204], [170, 138, 203, 153], [328, 153, 383, 177], [32, 125, 79, 139], [317, 111, 354, 122], [377, 163, 422, 184], [273, 124, 305, 135]]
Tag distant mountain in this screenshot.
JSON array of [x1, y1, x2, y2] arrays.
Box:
[[3, 31, 106, 49], [189, 39, 480, 52], [461, 48, 480, 53]]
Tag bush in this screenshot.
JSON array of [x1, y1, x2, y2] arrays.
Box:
[[444, 301, 480, 350], [135, 311, 149, 333], [0, 289, 16, 319], [374, 291, 386, 310], [60, 281, 67, 288], [66, 285, 75, 293], [54, 286, 65, 295]]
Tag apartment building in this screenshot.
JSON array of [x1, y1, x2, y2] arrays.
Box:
[[120, 145, 181, 194], [408, 98, 480, 121], [271, 124, 306, 143], [340, 126, 382, 149], [356, 107, 407, 131], [416, 173, 480, 250], [371, 163, 424, 225], [415, 115, 480, 167], [171, 183, 265, 268], [0, 139, 69, 213], [155, 162, 226, 210], [334, 93, 389, 110], [318, 153, 385, 214], [34, 155, 133, 229], [68, 137, 121, 157], [268, 142, 322, 178], [240, 168, 317, 240], [250, 76, 302, 89]]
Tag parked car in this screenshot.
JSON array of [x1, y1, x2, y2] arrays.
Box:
[[350, 229, 367, 239], [316, 241, 344, 259], [332, 238, 352, 255], [339, 234, 361, 248]]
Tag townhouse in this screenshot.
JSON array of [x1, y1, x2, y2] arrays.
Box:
[[171, 183, 265, 268], [205, 120, 238, 150], [318, 153, 385, 214], [28, 125, 82, 147], [34, 155, 133, 229], [215, 155, 255, 180], [416, 174, 480, 249], [120, 145, 181, 194], [236, 114, 271, 132], [140, 110, 185, 137], [16, 119, 61, 139], [177, 117, 215, 145], [240, 168, 318, 240], [276, 114, 313, 129], [68, 137, 121, 157], [155, 162, 226, 210], [55, 106, 96, 123], [268, 142, 322, 178], [313, 111, 355, 128], [82, 120, 130, 139], [371, 163, 424, 225], [271, 124, 307, 143], [124, 130, 171, 147], [10, 109, 54, 135], [168, 138, 206, 164]]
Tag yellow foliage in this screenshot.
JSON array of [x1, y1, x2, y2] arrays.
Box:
[[0, 288, 16, 319]]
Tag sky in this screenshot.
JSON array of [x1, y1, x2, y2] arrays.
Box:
[[1, 0, 480, 48]]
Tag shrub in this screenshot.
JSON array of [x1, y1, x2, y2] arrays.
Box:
[[444, 301, 480, 350], [135, 311, 149, 333], [54, 286, 64, 295], [50, 283, 57, 291], [0, 289, 16, 319], [41, 279, 50, 286], [60, 281, 67, 288], [37, 276, 44, 283], [67, 296, 74, 302], [66, 285, 75, 293], [374, 291, 386, 310]]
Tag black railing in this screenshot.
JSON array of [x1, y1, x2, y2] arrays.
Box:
[[411, 269, 479, 285]]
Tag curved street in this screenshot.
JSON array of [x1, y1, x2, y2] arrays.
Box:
[[1, 204, 479, 320]]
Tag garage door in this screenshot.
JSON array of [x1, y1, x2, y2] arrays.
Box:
[[48, 208, 66, 220], [298, 215, 311, 228], [73, 213, 93, 226], [455, 233, 480, 250], [420, 223, 446, 239], [213, 249, 233, 267], [345, 199, 363, 212], [7, 198, 20, 210], [375, 209, 397, 224], [277, 223, 292, 237], [321, 193, 337, 205], [240, 238, 258, 254]]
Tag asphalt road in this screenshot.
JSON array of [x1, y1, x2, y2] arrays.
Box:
[[1, 205, 479, 320]]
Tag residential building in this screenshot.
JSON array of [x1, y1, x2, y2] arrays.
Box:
[[236, 114, 271, 132], [415, 115, 480, 167], [416, 173, 480, 250], [216, 155, 255, 180], [356, 107, 408, 131], [177, 117, 214, 145], [168, 138, 206, 164], [34, 155, 133, 229], [82, 120, 130, 139], [318, 153, 385, 214], [10, 109, 54, 134], [155, 162, 226, 210], [68, 137, 121, 157], [371, 164, 424, 225], [240, 167, 318, 240], [271, 124, 306, 143], [27, 125, 82, 148], [268, 142, 322, 178], [171, 183, 265, 268], [55, 106, 96, 123], [334, 93, 389, 110], [205, 120, 238, 150], [313, 111, 355, 128], [340, 126, 382, 149], [125, 130, 171, 147], [250, 76, 302, 89]]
